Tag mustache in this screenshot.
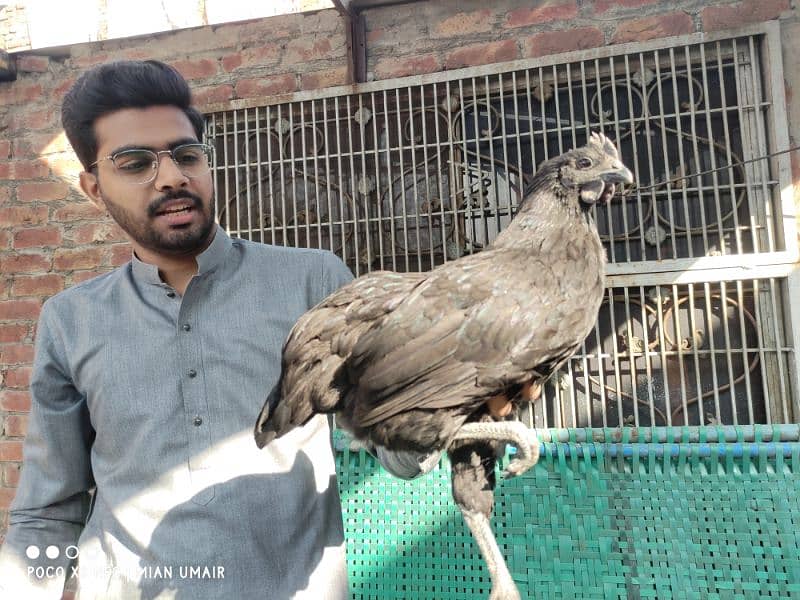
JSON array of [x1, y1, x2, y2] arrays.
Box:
[[147, 191, 204, 218]]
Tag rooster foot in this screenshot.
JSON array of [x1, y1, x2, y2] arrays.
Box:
[[452, 420, 540, 479]]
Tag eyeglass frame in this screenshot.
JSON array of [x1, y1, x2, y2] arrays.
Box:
[[89, 142, 214, 185]]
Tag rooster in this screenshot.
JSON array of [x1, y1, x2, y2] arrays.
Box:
[[255, 132, 633, 600]]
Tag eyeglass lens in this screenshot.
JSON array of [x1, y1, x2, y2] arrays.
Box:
[[111, 144, 211, 184]]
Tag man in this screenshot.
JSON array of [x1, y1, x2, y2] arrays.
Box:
[[0, 59, 368, 599]]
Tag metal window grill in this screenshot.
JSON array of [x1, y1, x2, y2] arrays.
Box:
[[207, 23, 798, 430]]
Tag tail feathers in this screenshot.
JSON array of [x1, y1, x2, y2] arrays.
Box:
[[253, 383, 317, 448]]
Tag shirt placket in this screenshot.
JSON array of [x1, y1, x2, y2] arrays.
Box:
[[174, 278, 215, 505]]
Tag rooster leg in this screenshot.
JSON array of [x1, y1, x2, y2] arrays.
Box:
[[451, 420, 540, 479], [461, 508, 522, 600], [450, 440, 521, 600]]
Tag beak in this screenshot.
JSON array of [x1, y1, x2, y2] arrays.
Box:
[[600, 160, 634, 185]]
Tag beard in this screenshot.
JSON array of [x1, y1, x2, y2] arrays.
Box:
[[101, 188, 217, 256]]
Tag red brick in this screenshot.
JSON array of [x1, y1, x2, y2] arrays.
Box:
[[17, 182, 70, 203], [13, 226, 63, 249], [0, 389, 31, 411], [3, 463, 21, 487], [284, 38, 340, 64], [0, 187, 10, 205], [222, 45, 281, 72], [0, 141, 10, 159], [505, 2, 578, 28], [702, 0, 789, 32], [444, 39, 520, 70], [0, 230, 10, 249], [54, 77, 77, 99], [0, 83, 43, 105], [14, 133, 71, 158], [12, 274, 65, 297], [68, 222, 125, 245], [0, 325, 29, 344], [193, 84, 235, 108], [374, 55, 442, 80], [235, 74, 298, 99], [0, 346, 34, 368], [2, 415, 28, 438], [171, 58, 218, 80], [7, 107, 57, 133], [53, 247, 105, 271], [613, 12, 694, 44], [71, 269, 112, 285], [0, 159, 50, 180], [595, 0, 659, 12], [4, 366, 32, 388], [0, 253, 51, 275], [0, 207, 50, 228], [110, 244, 133, 267], [433, 10, 494, 37], [16, 55, 49, 73], [0, 442, 23, 462], [0, 487, 17, 512], [523, 27, 605, 58], [54, 202, 104, 222], [300, 66, 350, 90], [0, 299, 41, 320]]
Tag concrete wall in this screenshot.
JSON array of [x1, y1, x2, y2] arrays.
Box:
[[0, 0, 797, 538]]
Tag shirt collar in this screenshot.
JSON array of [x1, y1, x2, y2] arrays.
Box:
[[130, 224, 232, 286]]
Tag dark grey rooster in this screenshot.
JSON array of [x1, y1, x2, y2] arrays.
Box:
[[255, 132, 633, 600]]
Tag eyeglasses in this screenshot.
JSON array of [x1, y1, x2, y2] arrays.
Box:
[[90, 143, 213, 185]]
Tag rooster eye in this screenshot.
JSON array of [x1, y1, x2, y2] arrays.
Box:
[[576, 157, 593, 169]]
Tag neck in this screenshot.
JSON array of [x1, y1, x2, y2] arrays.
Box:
[[132, 233, 214, 295], [491, 183, 592, 251]]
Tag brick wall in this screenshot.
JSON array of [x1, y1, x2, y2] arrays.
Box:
[[0, 0, 798, 540]]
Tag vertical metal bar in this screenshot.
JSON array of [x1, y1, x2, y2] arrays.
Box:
[[321, 98, 336, 258], [406, 86, 422, 270], [606, 289, 626, 427], [714, 40, 744, 257], [333, 96, 348, 267], [346, 95, 362, 273], [265, 105, 276, 245], [717, 280, 739, 425], [703, 282, 723, 423], [735, 279, 755, 424], [370, 91, 385, 272], [767, 277, 790, 422], [382, 88, 398, 272], [683, 45, 711, 256], [672, 283, 690, 426], [254, 107, 265, 244], [652, 50, 679, 260], [698, 43, 727, 256], [625, 53, 649, 263], [669, 48, 695, 259], [394, 88, 410, 271], [356, 93, 372, 267]]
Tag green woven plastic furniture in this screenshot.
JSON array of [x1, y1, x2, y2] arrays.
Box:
[[335, 429, 800, 599]]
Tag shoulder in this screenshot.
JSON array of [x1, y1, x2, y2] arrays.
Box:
[[231, 238, 351, 281], [42, 266, 126, 316]]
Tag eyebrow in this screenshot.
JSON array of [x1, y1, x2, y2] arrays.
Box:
[[106, 137, 200, 157]]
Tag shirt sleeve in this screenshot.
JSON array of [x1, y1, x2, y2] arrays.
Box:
[[0, 300, 95, 598], [319, 251, 355, 298]]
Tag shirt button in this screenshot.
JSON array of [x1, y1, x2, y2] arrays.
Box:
[[182, 323, 191, 331], [193, 416, 203, 427], [188, 369, 197, 378], [166, 291, 176, 298]]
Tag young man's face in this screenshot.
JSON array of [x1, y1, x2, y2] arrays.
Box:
[[80, 105, 216, 260]]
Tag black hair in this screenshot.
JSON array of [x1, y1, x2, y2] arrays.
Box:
[[61, 60, 205, 170]]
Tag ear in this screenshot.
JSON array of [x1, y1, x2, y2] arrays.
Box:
[[579, 179, 605, 204], [79, 170, 106, 212]]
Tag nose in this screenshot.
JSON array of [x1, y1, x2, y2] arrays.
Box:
[[153, 152, 189, 190]]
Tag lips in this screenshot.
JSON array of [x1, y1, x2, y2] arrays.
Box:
[[153, 198, 198, 227]]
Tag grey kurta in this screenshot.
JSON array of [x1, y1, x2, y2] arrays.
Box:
[[0, 226, 352, 599]]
